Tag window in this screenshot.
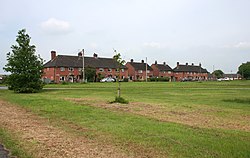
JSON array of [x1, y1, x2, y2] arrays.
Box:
[[47, 68, 50, 71], [99, 68, 104, 72], [108, 68, 112, 72], [60, 67, 65, 71], [116, 69, 119, 72], [60, 76, 65, 81], [78, 68, 82, 72], [121, 69, 124, 72], [168, 71, 171, 74], [68, 67, 74, 71], [147, 70, 150, 73], [138, 70, 143, 73]]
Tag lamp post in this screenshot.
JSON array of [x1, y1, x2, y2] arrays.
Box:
[[146, 57, 148, 82]]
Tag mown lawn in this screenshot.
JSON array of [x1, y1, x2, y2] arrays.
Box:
[[0, 81, 250, 157]]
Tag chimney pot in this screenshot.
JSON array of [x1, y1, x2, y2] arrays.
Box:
[[51, 51, 56, 60], [186, 63, 188, 66], [177, 62, 179, 66], [141, 60, 144, 63], [93, 53, 98, 58], [155, 60, 157, 65], [192, 63, 194, 66], [131, 59, 134, 63], [199, 63, 201, 67], [78, 52, 82, 57], [163, 62, 166, 65]]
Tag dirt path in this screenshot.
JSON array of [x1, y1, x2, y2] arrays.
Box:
[[0, 100, 134, 158], [67, 98, 250, 132]]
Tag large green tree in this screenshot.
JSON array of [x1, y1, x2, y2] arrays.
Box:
[[4, 29, 44, 93], [212, 70, 224, 79], [238, 62, 250, 79]]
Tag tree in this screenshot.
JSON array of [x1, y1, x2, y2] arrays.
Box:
[[4, 29, 44, 93], [112, 50, 128, 104], [84, 66, 96, 82], [212, 70, 224, 79], [238, 62, 250, 79]]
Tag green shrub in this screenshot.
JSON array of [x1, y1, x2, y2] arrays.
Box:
[[123, 78, 129, 82], [110, 96, 129, 104]]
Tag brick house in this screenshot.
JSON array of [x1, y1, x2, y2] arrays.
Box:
[[125, 59, 153, 81], [172, 62, 209, 81], [151, 61, 174, 81], [43, 51, 128, 83]]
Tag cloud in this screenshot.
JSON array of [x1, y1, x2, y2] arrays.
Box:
[[234, 42, 250, 49], [41, 18, 72, 35], [143, 42, 165, 49], [223, 42, 250, 49]]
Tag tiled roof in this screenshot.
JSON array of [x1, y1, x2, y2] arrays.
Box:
[[127, 62, 153, 71], [173, 64, 209, 73], [153, 64, 172, 71], [44, 55, 126, 69]]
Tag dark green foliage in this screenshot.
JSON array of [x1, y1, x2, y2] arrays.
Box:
[[149, 77, 170, 82], [238, 62, 250, 79], [212, 70, 224, 79], [85, 67, 96, 82], [223, 98, 250, 105], [110, 96, 129, 104], [4, 29, 44, 93], [123, 78, 129, 82]]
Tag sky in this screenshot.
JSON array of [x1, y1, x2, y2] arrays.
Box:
[[1, 0, 250, 74]]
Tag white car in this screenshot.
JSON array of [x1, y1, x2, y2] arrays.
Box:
[[100, 77, 115, 82]]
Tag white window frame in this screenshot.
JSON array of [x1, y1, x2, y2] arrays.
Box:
[[60, 76, 65, 81], [99, 68, 104, 72], [68, 67, 74, 71]]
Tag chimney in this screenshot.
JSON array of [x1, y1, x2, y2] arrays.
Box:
[[141, 60, 144, 63], [177, 62, 179, 69], [199, 63, 201, 67], [192, 63, 194, 66], [93, 53, 98, 58], [78, 52, 82, 57], [155, 60, 157, 65], [163, 62, 166, 65], [131, 59, 134, 63], [51, 51, 56, 60], [186, 63, 188, 66]]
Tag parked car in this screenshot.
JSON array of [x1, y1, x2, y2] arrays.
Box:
[[100, 77, 115, 82]]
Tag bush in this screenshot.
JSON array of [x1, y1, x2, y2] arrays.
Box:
[[123, 78, 129, 82], [149, 77, 170, 82], [110, 96, 129, 104]]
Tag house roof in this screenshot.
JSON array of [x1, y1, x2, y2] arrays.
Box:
[[173, 64, 209, 73], [152, 64, 172, 71], [44, 55, 127, 69], [127, 62, 153, 71]]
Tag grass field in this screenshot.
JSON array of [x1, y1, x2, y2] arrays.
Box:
[[0, 81, 250, 157]]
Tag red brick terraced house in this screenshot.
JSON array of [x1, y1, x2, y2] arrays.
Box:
[[151, 61, 174, 81], [125, 59, 153, 81], [172, 62, 209, 81], [43, 51, 128, 83]]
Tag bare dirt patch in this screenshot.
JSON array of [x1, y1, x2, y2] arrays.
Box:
[[0, 100, 136, 158], [67, 98, 250, 132]]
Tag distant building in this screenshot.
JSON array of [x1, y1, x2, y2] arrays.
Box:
[[43, 51, 128, 83], [172, 62, 209, 81], [151, 61, 174, 81], [223, 74, 241, 80], [125, 59, 153, 81]]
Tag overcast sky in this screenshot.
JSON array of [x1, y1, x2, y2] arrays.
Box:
[[1, 0, 250, 74]]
